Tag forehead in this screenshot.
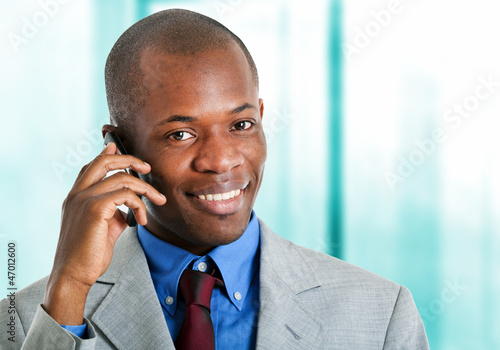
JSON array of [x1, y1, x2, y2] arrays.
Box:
[[137, 44, 258, 120]]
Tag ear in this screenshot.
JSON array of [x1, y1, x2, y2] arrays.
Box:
[[102, 124, 135, 154], [102, 124, 129, 144], [102, 124, 120, 139], [258, 98, 264, 120]]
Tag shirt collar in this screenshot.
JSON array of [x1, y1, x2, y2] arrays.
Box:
[[137, 211, 260, 315]]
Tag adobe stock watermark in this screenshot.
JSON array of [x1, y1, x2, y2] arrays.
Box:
[[52, 128, 102, 182], [7, 0, 73, 53], [263, 108, 296, 145], [344, 0, 414, 62], [313, 236, 341, 256], [212, 0, 243, 21], [385, 75, 500, 191], [420, 278, 467, 324]]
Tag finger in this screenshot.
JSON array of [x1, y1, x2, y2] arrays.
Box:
[[84, 171, 166, 206], [73, 153, 152, 193], [75, 163, 90, 183], [92, 188, 149, 226], [73, 143, 116, 184], [107, 209, 130, 243], [103, 142, 117, 155]]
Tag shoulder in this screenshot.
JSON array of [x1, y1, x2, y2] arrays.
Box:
[[258, 217, 403, 312], [294, 240, 399, 292], [258, 217, 399, 291], [256, 218, 428, 347]]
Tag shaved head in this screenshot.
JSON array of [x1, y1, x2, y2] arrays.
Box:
[[105, 9, 259, 135]]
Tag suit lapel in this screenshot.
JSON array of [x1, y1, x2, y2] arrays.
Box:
[[90, 227, 175, 350], [256, 219, 326, 349]]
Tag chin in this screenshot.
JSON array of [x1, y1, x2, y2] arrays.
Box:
[[145, 199, 252, 247], [181, 212, 250, 245]]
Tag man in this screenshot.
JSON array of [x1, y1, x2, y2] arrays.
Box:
[[0, 9, 429, 350]]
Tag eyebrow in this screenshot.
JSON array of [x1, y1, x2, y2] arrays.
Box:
[[154, 115, 196, 128], [231, 103, 257, 114], [153, 103, 257, 128]]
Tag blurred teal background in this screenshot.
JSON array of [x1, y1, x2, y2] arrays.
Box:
[[1, 0, 499, 348]]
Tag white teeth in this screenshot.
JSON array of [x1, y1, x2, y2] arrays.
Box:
[[197, 189, 242, 201]]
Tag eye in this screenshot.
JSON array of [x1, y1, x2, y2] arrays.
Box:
[[233, 121, 253, 131], [169, 131, 195, 141]]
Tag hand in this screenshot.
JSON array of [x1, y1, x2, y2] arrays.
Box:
[[42, 142, 166, 325]]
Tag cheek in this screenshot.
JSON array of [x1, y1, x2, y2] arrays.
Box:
[[149, 154, 193, 193], [242, 137, 267, 183], [250, 134, 267, 169]]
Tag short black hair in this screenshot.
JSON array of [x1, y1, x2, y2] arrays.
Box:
[[105, 8, 259, 134]]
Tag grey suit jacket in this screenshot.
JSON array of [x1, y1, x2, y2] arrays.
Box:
[[0, 219, 429, 349]]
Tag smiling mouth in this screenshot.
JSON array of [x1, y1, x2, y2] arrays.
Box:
[[187, 184, 247, 215], [197, 189, 241, 201]]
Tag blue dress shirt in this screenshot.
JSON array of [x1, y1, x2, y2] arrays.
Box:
[[137, 210, 260, 349], [60, 324, 87, 338]]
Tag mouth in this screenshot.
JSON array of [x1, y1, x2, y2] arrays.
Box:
[[187, 183, 248, 215], [197, 189, 241, 201]]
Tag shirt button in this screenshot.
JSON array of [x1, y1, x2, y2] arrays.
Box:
[[197, 262, 208, 272], [165, 296, 174, 305], [234, 292, 242, 300]]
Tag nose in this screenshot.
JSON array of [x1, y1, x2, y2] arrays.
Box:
[[193, 134, 244, 174]]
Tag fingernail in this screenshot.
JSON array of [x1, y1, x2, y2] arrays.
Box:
[[144, 162, 151, 167]]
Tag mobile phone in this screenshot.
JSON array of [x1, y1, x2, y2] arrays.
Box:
[[103, 132, 139, 227]]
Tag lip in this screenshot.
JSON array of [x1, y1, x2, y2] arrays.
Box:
[[187, 186, 246, 216], [188, 181, 248, 196]]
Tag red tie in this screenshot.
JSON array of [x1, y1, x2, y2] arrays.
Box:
[[175, 269, 224, 350]]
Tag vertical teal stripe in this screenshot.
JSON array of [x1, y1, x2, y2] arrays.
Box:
[[275, 7, 293, 241], [328, 0, 343, 258], [92, 0, 138, 128], [136, 0, 150, 21], [481, 181, 494, 346]]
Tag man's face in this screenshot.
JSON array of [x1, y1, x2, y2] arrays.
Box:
[[128, 43, 266, 254]]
